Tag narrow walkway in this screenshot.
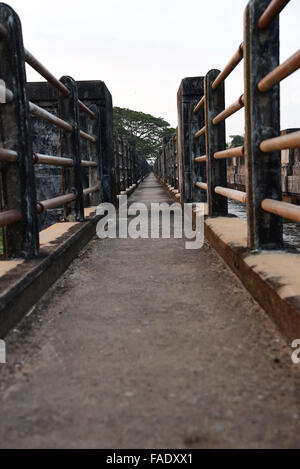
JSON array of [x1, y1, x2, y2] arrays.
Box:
[[0, 174, 299, 449]]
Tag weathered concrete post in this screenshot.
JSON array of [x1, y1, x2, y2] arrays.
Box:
[[113, 131, 121, 196], [244, 0, 282, 249], [0, 4, 39, 258], [119, 136, 126, 192], [130, 140, 137, 185], [137, 151, 143, 182], [124, 141, 129, 190], [205, 69, 228, 216], [177, 77, 205, 203], [77, 81, 115, 205], [162, 137, 169, 184], [59, 76, 84, 221], [86, 104, 102, 207]]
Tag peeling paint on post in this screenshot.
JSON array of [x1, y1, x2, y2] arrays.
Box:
[[0, 4, 39, 258], [205, 69, 228, 217], [244, 0, 282, 250], [59, 76, 84, 222]]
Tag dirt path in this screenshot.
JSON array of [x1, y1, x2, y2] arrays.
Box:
[[0, 174, 299, 449]]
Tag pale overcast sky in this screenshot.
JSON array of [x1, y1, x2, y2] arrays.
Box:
[[6, 0, 300, 138]]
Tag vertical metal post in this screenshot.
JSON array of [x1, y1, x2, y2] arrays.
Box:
[[0, 4, 39, 258], [244, 0, 282, 249], [59, 76, 84, 221], [205, 69, 228, 217]]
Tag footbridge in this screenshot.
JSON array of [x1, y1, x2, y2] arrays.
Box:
[[0, 0, 300, 449]]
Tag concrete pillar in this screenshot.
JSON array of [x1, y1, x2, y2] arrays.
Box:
[[205, 69, 228, 217], [59, 76, 84, 222], [0, 4, 39, 258], [244, 0, 282, 249], [177, 77, 205, 203]]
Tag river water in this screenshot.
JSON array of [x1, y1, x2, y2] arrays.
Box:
[[228, 200, 300, 251]]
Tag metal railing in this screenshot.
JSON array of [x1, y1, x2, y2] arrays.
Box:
[[155, 0, 299, 251], [113, 132, 148, 197], [154, 134, 180, 200], [0, 3, 149, 259]]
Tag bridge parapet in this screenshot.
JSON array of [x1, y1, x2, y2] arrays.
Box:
[[0, 3, 149, 260], [155, 0, 300, 251]]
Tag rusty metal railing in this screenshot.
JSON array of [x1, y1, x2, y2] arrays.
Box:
[[0, 2, 102, 259], [0, 3, 149, 259], [154, 133, 180, 201], [155, 0, 298, 251]]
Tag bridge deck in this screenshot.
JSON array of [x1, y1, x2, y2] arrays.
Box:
[[0, 174, 299, 449]]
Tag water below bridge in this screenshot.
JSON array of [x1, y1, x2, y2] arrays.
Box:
[[0, 174, 299, 449]]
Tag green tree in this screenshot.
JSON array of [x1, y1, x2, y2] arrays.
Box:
[[229, 135, 244, 148], [113, 107, 176, 161]]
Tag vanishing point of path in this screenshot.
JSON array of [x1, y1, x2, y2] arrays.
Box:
[[0, 174, 299, 449]]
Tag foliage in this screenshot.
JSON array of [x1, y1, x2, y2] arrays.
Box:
[[113, 107, 176, 161], [229, 135, 244, 148]]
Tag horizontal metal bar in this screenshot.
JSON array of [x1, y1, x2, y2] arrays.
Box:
[[34, 153, 73, 167], [81, 160, 98, 168], [215, 186, 247, 204], [262, 198, 300, 223], [25, 49, 96, 120], [0, 209, 22, 228], [29, 102, 72, 132], [37, 193, 75, 212], [25, 49, 70, 96], [214, 146, 244, 160], [78, 100, 96, 120], [0, 82, 14, 103], [83, 184, 100, 196], [258, 0, 290, 30], [195, 182, 208, 191], [212, 43, 244, 90], [0, 148, 18, 163], [260, 131, 300, 153], [79, 130, 96, 144], [195, 126, 206, 139], [258, 50, 300, 92], [194, 156, 207, 164], [212, 95, 244, 125], [193, 96, 205, 114]]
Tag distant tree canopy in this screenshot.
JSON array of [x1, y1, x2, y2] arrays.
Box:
[[113, 107, 176, 161], [229, 135, 244, 148]]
